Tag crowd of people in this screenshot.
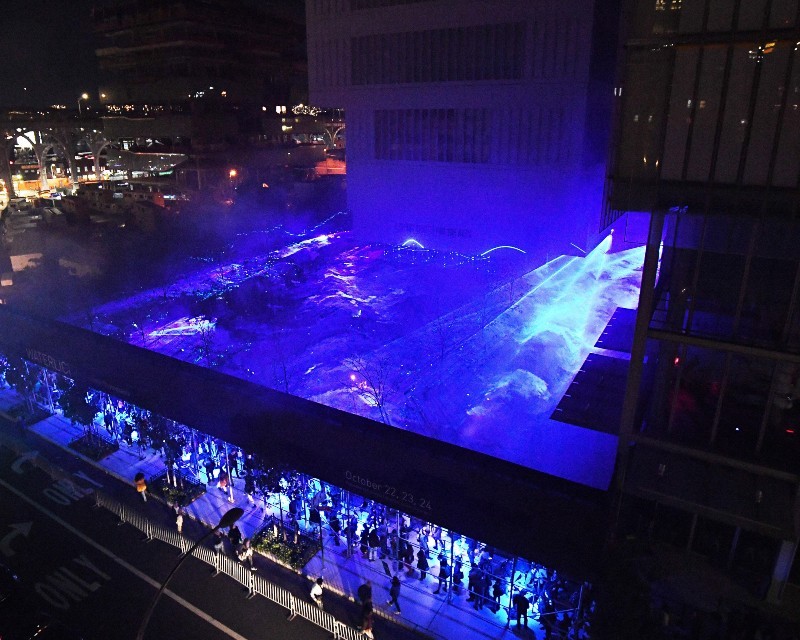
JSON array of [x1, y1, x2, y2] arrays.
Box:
[[4, 365, 595, 636]]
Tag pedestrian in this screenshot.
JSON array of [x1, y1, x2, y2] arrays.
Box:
[[513, 591, 530, 628], [416, 548, 429, 582], [213, 530, 225, 554], [329, 511, 342, 545], [362, 604, 375, 638], [491, 578, 506, 613], [434, 558, 451, 594], [134, 472, 148, 502], [228, 450, 239, 477], [218, 468, 229, 493], [244, 471, 256, 504], [228, 524, 242, 548], [358, 597, 373, 632], [203, 456, 215, 484], [368, 525, 381, 561], [310, 577, 324, 609], [357, 580, 373, 607], [386, 575, 402, 614], [238, 538, 256, 571], [175, 508, 184, 534], [418, 528, 430, 558]]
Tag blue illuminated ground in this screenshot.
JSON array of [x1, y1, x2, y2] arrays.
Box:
[[85, 222, 645, 490]]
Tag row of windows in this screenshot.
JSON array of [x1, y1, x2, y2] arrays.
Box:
[[351, 0, 432, 8], [375, 108, 492, 163], [307, 0, 430, 13], [374, 107, 567, 166], [617, 43, 800, 188], [649, 0, 797, 34], [352, 23, 525, 85]]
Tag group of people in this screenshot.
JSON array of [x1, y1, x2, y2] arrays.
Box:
[[211, 522, 257, 571]]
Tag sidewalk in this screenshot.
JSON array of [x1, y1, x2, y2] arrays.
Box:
[[0, 388, 540, 640]]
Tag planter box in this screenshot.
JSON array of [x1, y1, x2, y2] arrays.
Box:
[[68, 432, 119, 461], [151, 470, 206, 507]]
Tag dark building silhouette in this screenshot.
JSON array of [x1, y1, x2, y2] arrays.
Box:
[[610, 0, 800, 605], [92, 0, 306, 109]]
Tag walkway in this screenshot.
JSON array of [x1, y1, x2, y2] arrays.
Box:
[[0, 387, 546, 640]]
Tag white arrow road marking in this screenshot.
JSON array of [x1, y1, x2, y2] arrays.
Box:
[[0, 479, 249, 640], [0, 521, 33, 557], [11, 450, 39, 474]]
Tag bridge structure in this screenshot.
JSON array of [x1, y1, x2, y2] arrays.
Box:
[[0, 111, 111, 199]]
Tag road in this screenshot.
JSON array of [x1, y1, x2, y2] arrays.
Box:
[[0, 441, 334, 640]]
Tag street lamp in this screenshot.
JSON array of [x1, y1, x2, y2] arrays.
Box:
[[135, 507, 243, 640], [77, 93, 89, 115]]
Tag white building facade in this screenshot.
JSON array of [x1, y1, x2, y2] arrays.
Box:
[[306, 0, 620, 263]]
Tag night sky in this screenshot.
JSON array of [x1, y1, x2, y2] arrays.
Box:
[[0, 0, 99, 108], [0, 0, 306, 109]]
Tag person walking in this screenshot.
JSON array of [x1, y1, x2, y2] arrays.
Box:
[[386, 575, 402, 614], [310, 577, 324, 609], [175, 507, 184, 534], [134, 472, 148, 502]]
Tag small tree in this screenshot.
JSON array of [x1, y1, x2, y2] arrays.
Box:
[[4, 357, 38, 414], [58, 382, 99, 434], [197, 318, 216, 366], [345, 355, 393, 424]]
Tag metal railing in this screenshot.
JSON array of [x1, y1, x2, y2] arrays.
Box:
[[94, 491, 370, 640]]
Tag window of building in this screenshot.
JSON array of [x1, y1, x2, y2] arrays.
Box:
[[352, 23, 524, 85]]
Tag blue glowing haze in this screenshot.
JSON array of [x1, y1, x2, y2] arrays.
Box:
[[86, 223, 645, 490]]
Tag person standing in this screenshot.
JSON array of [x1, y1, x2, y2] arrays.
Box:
[[175, 508, 184, 534], [357, 581, 373, 607], [310, 577, 324, 608], [213, 530, 225, 554], [134, 472, 148, 502], [416, 548, 429, 582], [434, 558, 451, 594], [359, 597, 374, 633], [386, 575, 402, 614], [228, 524, 242, 549], [238, 538, 256, 571], [513, 591, 530, 628], [244, 471, 256, 504]]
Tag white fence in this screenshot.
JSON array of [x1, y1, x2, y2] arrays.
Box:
[[94, 492, 371, 640]]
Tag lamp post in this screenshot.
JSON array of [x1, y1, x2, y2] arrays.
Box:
[[135, 507, 243, 640], [77, 93, 89, 116]]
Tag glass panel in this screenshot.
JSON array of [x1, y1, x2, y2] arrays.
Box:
[[770, 0, 798, 27], [738, 0, 768, 30], [707, 0, 735, 31], [714, 46, 756, 183], [678, 0, 707, 33], [691, 516, 735, 568], [687, 47, 727, 181], [744, 43, 790, 185], [665, 345, 726, 446], [772, 50, 800, 187], [662, 49, 699, 180], [714, 355, 771, 458]]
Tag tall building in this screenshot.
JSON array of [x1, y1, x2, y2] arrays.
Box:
[[92, 0, 306, 108], [609, 0, 800, 605], [306, 0, 620, 263]]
